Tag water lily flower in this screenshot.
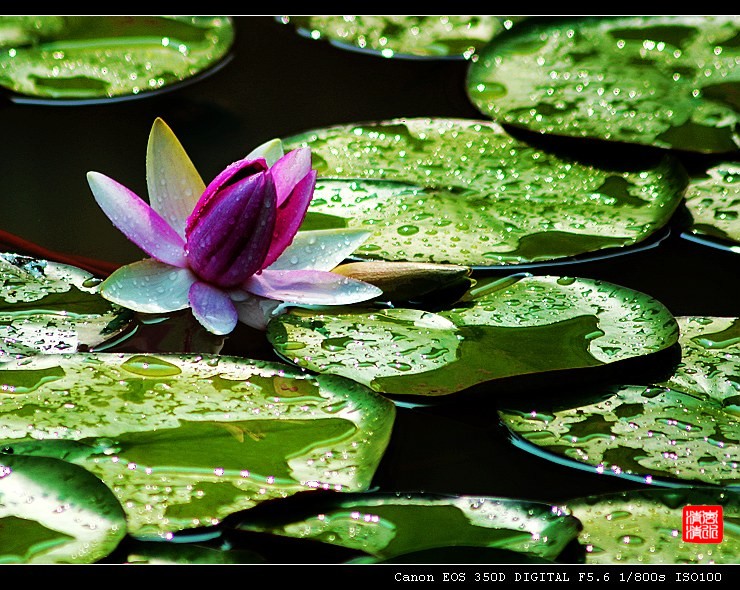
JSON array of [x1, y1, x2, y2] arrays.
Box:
[[87, 118, 382, 335]]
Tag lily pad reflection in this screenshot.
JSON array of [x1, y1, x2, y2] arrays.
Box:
[[288, 118, 686, 266], [0, 353, 395, 537], [499, 317, 740, 487], [268, 275, 679, 397], [467, 15, 740, 153]]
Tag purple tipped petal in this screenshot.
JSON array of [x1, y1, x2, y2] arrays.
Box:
[[146, 118, 206, 238], [87, 172, 187, 267], [188, 281, 238, 335], [270, 147, 312, 206], [260, 170, 317, 269], [99, 259, 196, 313], [186, 171, 278, 287], [244, 268, 382, 305]]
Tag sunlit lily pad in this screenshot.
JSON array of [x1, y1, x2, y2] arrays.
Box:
[[234, 493, 580, 561], [467, 16, 740, 153], [287, 118, 686, 266], [0, 353, 395, 538], [268, 274, 679, 397], [499, 317, 740, 487], [0, 454, 127, 564], [0, 16, 234, 102], [566, 488, 740, 564], [278, 15, 513, 60], [682, 162, 740, 252], [0, 253, 133, 357]]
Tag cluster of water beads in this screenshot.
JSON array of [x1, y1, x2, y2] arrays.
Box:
[[684, 162, 740, 246]]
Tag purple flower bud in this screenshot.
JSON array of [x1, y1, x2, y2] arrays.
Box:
[[185, 158, 278, 288]]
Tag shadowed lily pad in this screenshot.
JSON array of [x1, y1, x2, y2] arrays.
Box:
[[268, 274, 679, 397], [278, 15, 513, 60], [0, 353, 395, 538], [0, 16, 234, 102], [499, 317, 740, 487], [566, 488, 740, 564], [0, 454, 127, 564], [287, 118, 686, 266], [234, 492, 580, 561], [467, 16, 740, 153], [0, 253, 133, 356], [683, 162, 740, 252]]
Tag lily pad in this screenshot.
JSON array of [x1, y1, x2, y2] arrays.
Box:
[[0, 16, 234, 102], [498, 317, 740, 487], [0, 454, 127, 564], [287, 118, 686, 266], [0, 253, 133, 357], [566, 488, 740, 564], [683, 162, 740, 252], [235, 493, 581, 562], [467, 16, 740, 153], [268, 274, 679, 397], [125, 541, 263, 564], [278, 15, 513, 60], [0, 353, 396, 537]]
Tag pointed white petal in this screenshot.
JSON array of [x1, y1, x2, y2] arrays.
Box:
[[146, 118, 206, 238], [245, 269, 382, 305], [232, 291, 285, 331], [99, 259, 196, 313], [268, 229, 372, 271], [246, 138, 284, 168]]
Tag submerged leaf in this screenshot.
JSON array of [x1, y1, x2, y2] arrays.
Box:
[[0, 454, 127, 564], [0, 16, 234, 101], [287, 119, 686, 266], [0, 353, 395, 537], [499, 317, 740, 486], [0, 253, 132, 356], [566, 488, 740, 564], [467, 16, 740, 153], [235, 493, 580, 562], [268, 275, 679, 396], [279, 15, 512, 59], [683, 162, 740, 251]]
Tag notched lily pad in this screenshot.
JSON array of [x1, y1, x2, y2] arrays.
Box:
[[567, 488, 740, 564], [268, 274, 679, 397], [0, 253, 133, 356], [288, 118, 686, 266], [467, 16, 740, 153], [0, 454, 127, 564], [0, 353, 396, 537], [279, 15, 513, 60], [0, 16, 234, 101], [235, 493, 580, 562], [499, 317, 740, 487], [683, 162, 740, 252]]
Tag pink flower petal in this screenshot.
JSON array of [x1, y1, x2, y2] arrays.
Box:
[[146, 118, 206, 238], [244, 268, 382, 305], [99, 259, 196, 313], [87, 172, 187, 267], [188, 281, 238, 335], [270, 147, 312, 206], [260, 170, 317, 269]]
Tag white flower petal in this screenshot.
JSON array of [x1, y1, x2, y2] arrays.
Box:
[[99, 259, 196, 314], [233, 291, 284, 330], [246, 138, 284, 168], [146, 118, 206, 238], [245, 269, 382, 305], [268, 229, 372, 272]]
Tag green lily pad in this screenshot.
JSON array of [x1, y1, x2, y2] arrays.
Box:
[[683, 162, 740, 252], [287, 118, 686, 266], [0, 353, 396, 538], [0, 253, 133, 356], [498, 317, 740, 487], [126, 541, 263, 564], [467, 16, 740, 153], [268, 274, 679, 397], [278, 15, 513, 60], [235, 493, 581, 562], [566, 488, 740, 564], [0, 16, 234, 101], [0, 454, 127, 564]]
